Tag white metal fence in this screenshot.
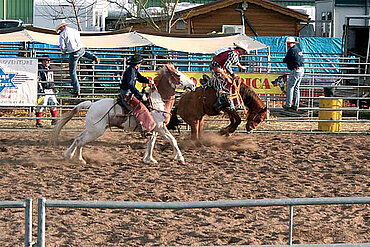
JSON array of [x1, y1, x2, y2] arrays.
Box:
[[36, 197, 370, 247], [2, 197, 369, 246], [0, 199, 33, 247], [0, 43, 369, 132]]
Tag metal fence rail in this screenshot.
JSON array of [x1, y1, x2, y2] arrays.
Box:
[[37, 197, 370, 247], [0, 199, 33, 247], [0, 42, 369, 132]]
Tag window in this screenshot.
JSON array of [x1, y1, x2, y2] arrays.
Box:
[[176, 20, 186, 30]]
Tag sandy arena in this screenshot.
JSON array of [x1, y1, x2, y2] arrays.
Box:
[[0, 129, 369, 246]]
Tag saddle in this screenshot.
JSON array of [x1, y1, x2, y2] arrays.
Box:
[[119, 94, 156, 132]]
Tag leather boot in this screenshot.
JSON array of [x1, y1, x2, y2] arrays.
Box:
[[36, 112, 43, 128], [50, 108, 58, 125]]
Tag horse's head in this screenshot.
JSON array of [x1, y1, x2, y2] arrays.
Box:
[[164, 63, 195, 91], [246, 106, 268, 132]]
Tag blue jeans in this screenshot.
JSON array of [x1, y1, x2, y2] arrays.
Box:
[[69, 48, 96, 93], [285, 67, 304, 107]]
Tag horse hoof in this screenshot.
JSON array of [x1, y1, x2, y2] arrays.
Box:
[[219, 129, 229, 136], [175, 155, 185, 164], [62, 151, 72, 160], [143, 158, 158, 164], [78, 159, 87, 165]]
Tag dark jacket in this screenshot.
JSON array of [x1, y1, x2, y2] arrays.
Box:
[[120, 66, 150, 101], [38, 64, 54, 92], [283, 45, 304, 70]]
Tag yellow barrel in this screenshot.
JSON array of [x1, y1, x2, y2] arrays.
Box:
[[318, 98, 343, 132]]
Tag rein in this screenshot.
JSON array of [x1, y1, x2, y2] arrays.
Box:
[[94, 101, 117, 125]]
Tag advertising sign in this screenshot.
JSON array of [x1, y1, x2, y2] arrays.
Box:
[[0, 58, 38, 106], [140, 72, 284, 94]]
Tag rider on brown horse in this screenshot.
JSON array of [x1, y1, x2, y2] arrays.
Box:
[[118, 54, 156, 136], [208, 42, 248, 112]]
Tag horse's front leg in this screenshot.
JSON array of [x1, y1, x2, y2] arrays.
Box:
[[227, 111, 242, 134], [143, 132, 158, 164], [158, 127, 185, 164], [220, 110, 241, 136]]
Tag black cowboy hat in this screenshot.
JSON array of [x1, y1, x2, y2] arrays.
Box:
[[38, 55, 51, 61], [129, 54, 143, 65]]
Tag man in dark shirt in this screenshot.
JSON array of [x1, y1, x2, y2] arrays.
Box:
[[118, 54, 154, 136], [119, 54, 150, 107], [283, 37, 304, 111]]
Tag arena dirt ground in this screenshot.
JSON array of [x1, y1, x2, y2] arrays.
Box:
[[0, 127, 369, 246]]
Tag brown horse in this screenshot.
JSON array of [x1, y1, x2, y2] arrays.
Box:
[[169, 75, 267, 139]]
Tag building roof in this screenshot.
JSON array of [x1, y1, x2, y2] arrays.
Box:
[[176, 0, 309, 21]]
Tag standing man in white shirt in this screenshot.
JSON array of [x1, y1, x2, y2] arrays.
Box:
[[56, 20, 100, 97]]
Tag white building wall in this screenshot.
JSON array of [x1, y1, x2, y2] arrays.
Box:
[[334, 6, 368, 37], [316, 0, 370, 37], [33, 0, 109, 31]]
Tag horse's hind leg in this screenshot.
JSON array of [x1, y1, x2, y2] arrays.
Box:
[[158, 127, 185, 164], [74, 128, 105, 164], [63, 133, 83, 160], [63, 128, 104, 164], [198, 117, 205, 140], [143, 132, 158, 164]]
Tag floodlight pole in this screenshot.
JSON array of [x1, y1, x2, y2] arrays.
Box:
[[236, 3, 248, 35]]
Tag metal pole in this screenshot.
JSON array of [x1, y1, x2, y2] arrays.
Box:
[[288, 205, 293, 245], [365, 27, 370, 78], [241, 10, 246, 35], [25, 198, 32, 247], [37, 198, 46, 247]]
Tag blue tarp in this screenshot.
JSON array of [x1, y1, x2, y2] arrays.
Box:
[[254, 36, 343, 73]]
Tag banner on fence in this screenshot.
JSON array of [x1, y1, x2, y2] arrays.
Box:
[[141, 72, 284, 94], [0, 58, 37, 106]]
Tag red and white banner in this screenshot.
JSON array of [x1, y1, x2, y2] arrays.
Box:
[[0, 58, 37, 106]]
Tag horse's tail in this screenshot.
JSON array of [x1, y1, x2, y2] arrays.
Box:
[[167, 103, 181, 130], [49, 101, 93, 145]]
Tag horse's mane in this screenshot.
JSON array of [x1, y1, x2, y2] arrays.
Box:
[[153, 64, 178, 100], [239, 81, 265, 110]]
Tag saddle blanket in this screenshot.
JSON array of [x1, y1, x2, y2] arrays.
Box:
[[124, 94, 156, 132]]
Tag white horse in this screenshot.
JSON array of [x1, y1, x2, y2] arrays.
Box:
[[50, 64, 195, 164]]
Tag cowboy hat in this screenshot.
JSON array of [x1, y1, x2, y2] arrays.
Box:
[[286, 37, 296, 43], [55, 20, 70, 32], [129, 54, 143, 65], [233, 41, 249, 52]]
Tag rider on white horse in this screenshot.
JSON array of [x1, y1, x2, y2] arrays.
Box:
[[118, 54, 154, 137]]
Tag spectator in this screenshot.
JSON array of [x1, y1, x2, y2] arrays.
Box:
[[35, 55, 58, 128], [56, 20, 100, 97], [282, 37, 304, 111]]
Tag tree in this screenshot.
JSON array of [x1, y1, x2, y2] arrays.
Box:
[[37, 0, 98, 31], [107, 0, 189, 33]]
